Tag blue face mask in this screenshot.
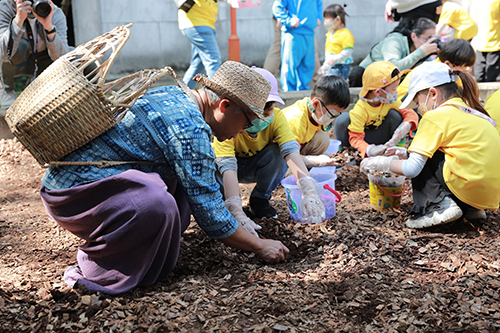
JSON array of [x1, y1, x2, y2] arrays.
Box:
[[246, 114, 274, 134]]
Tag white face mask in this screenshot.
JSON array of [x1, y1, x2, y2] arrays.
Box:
[[324, 17, 338, 31], [310, 101, 333, 126]]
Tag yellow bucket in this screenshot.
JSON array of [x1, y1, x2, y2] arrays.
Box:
[[368, 174, 406, 211]]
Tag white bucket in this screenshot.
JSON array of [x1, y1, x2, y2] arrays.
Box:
[[328, 139, 342, 153]]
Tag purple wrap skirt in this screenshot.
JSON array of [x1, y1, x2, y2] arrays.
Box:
[[40, 169, 191, 295]]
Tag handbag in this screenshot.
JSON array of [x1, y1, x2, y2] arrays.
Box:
[[173, 0, 196, 12]]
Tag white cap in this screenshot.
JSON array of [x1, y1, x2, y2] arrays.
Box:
[[400, 62, 458, 109]]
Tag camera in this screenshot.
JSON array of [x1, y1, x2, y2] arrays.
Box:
[[28, 0, 52, 18], [426, 35, 445, 50]]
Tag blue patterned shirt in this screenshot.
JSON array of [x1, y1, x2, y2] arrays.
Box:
[[42, 86, 238, 239]]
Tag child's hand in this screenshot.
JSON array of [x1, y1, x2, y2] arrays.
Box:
[[290, 17, 300, 28], [385, 147, 408, 159], [366, 144, 387, 157], [303, 155, 341, 168]]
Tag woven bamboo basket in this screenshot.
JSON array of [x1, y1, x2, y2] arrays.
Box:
[[5, 24, 169, 166]]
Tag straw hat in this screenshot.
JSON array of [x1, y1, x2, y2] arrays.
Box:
[[194, 61, 271, 120]]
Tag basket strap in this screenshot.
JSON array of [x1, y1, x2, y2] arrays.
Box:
[[165, 67, 197, 103], [43, 160, 163, 169]]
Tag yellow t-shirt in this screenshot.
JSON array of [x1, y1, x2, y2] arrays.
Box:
[[213, 108, 296, 158], [178, 0, 218, 30], [324, 28, 355, 65], [347, 99, 402, 133], [282, 97, 322, 145], [471, 0, 500, 52], [484, 89, 500, 135], [438, 1, 478, 41], [408, 98, 500, 210]]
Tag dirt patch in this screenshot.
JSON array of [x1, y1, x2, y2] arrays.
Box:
[[1, 138, 499, 332]]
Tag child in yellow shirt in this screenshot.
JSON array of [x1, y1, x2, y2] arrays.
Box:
[[361, 62, 500, 229], [437, 0, 478, 42], [318, 4, 355, 80], [334, 61, 419, 158], [214, 67, 325, 227], [282, 75, 350, 169]]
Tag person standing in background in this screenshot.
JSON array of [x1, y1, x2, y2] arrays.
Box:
[[272, 0, 323, 92], [471, 0, 500, 82], [436, 0, 477, 42], [178, 0, 221, 89], [384, 0, 442, 23]]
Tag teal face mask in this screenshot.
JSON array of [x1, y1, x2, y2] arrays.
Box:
[[246, 114, 274, 134]]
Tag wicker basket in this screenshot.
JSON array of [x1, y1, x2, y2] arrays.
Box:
[[5, 24, 169, 166]]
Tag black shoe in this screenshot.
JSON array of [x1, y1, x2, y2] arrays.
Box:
[[249, 197, 277, 219]]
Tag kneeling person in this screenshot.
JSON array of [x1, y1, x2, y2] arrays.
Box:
[[214, 67, 325, 229]]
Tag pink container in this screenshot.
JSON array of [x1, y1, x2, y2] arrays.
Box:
[[237, 0, 261, 8]]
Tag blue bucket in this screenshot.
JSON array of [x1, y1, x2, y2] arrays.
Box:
[[280, 172, 341, 223]]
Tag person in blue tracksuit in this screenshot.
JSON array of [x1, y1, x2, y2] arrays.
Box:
[[272, 0, 323, 92]]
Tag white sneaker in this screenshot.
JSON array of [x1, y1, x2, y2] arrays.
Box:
[[406, 196, 463, 229], [0, 90, 16, 109], [463, 208, 486, 220]]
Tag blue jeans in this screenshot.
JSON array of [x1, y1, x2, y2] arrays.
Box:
[[216, 143, 288, 201], [325, 64, 351, 81], [181, 26, 222, 89]]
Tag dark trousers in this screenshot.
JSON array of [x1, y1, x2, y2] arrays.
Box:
[[334, 109, 404, 148], [474, 50, 500, 82], [409, 150, 474, 216], [1, 38, 52, 91], [348, 65, 365, 87]]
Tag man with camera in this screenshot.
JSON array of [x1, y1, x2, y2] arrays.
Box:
[[0, 0, 71, 110]]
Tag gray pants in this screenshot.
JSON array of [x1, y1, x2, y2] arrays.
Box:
[[215, 143, 288, 201], [2, 38, 53, 91], [334, 109, 403, 147]]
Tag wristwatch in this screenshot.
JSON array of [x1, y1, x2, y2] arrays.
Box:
[[44, 26, 57, 35]]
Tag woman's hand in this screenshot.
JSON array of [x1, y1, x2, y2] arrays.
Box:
[[419, 36, 439, 56]]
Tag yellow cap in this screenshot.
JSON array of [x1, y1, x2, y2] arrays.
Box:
[[360, 61, 402, 98]]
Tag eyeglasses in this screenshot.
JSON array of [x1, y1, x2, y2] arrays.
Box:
[[242, 111, 254, 129], [317, 99, 339, 119]]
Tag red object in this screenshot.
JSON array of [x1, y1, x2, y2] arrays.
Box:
[[228, 7, 240, 62]]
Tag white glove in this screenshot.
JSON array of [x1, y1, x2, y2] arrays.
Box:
[[360, 156, 398, 175], [225, 196, 262, 238], [385, 146, 408, 159], [386, 122, 412, 147], [297, 177, 326, 224], [303, 154, 338, 168], [366, 144, 387, 157], [317, 64, 329, 76]]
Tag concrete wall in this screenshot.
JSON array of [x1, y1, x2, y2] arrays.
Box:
[[72, 0, 395, 74]]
